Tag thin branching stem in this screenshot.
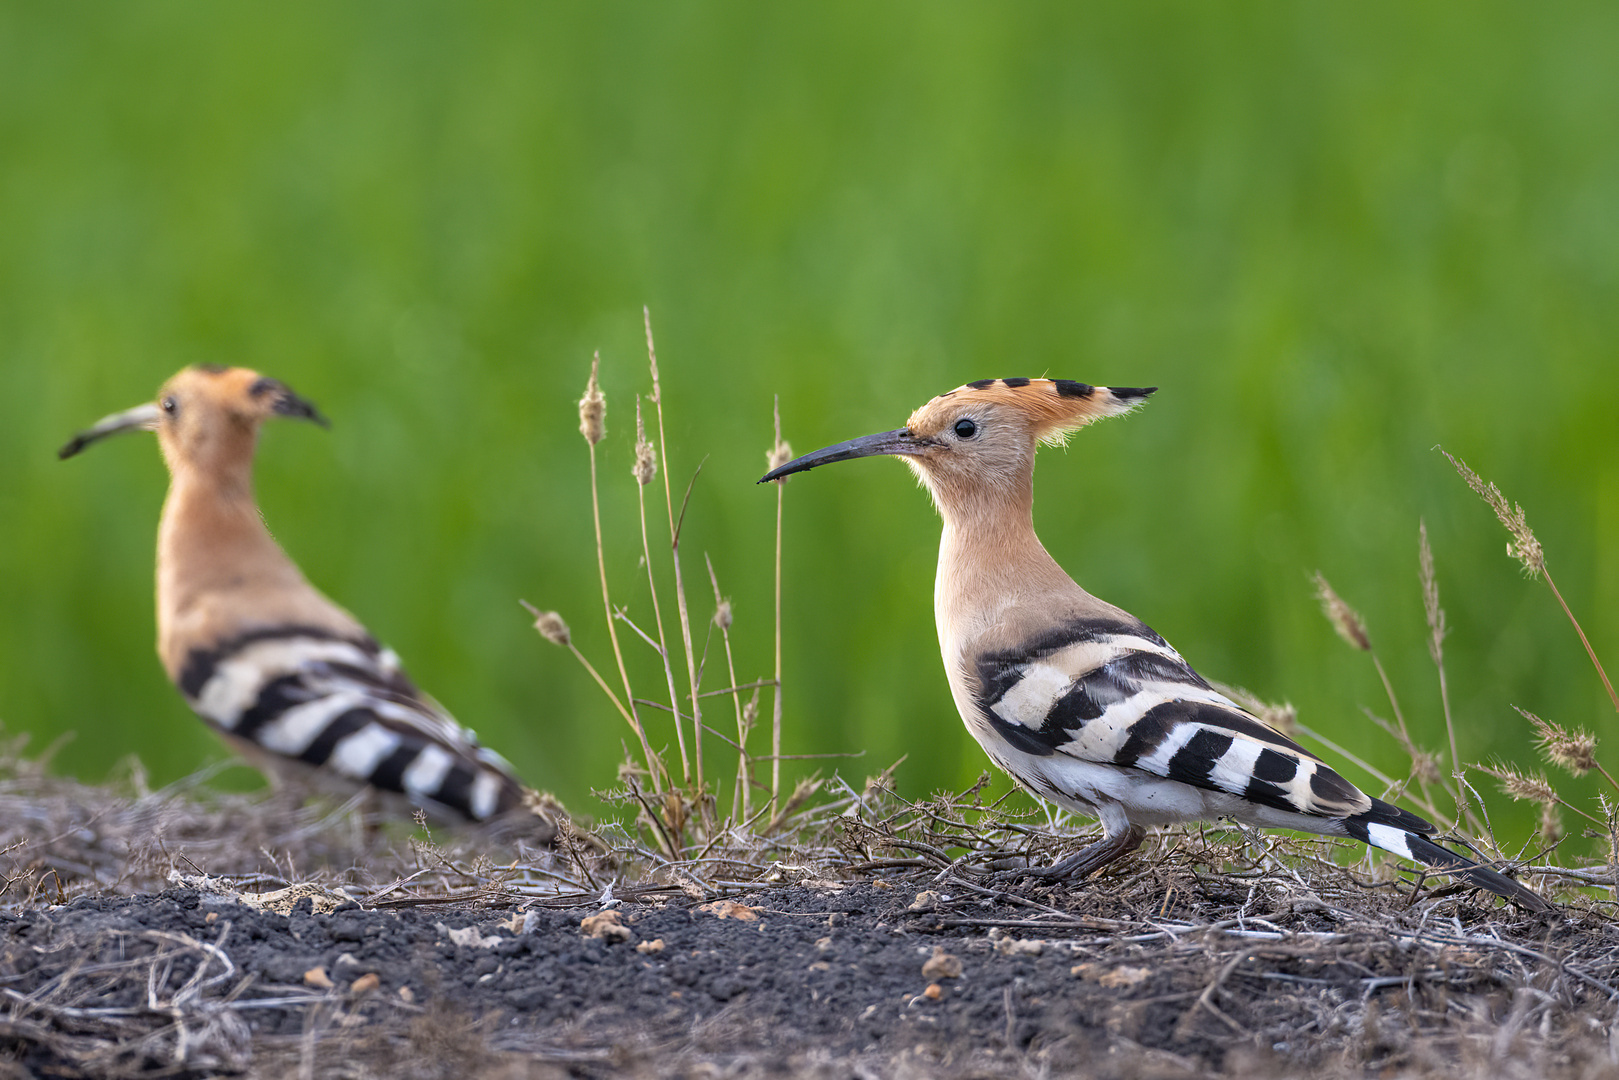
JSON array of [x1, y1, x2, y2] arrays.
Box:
[[1419, 520, 1478, 833], [706, 554, 751, 825], [771, 396, 786, 809], [645, 307, 707, 812], [1368, 654, 1437, 813], [584, 387, 661, 795], [635, 399, 691, 785], [1544, 567, 1619, 715]]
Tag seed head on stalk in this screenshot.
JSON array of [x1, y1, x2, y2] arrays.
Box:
[[1313, 572, 1371, 652], [633, 399, 657, 486], [573, 355, 663, 799], [1442, 447, 1618, 717], [580, 353, 606, 446]]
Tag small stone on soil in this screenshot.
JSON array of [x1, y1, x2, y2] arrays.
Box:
[[581, 910, 633, 943], [921, 946, 962, 981], [993, 937, 1042, 957]]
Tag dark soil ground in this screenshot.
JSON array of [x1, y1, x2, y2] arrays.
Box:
[[4, 757, 1619, 1078]]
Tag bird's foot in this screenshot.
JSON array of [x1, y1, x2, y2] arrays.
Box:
[[985, 826, 1148, 888]]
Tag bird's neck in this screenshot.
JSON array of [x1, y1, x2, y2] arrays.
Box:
[[932, 480, 1083, 653], [156, 465, 308, 653]]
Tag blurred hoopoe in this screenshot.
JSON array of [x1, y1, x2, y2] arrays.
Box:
[[762, 378, 1549, 911], [62, 365, 549, 833]]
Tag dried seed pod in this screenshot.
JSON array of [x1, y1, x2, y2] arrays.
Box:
[[632, 399, 657, 485], [1517, 705, 1599, 775], [1313, 572, 1371, 652], [1442, 450, 1545, 579], [579, 352, 606, 446], [1540, 801, 1564, 845], [1410, 751, 1442, 786], [1478, 761, 1558, 804], [532, 610, 571, 647]]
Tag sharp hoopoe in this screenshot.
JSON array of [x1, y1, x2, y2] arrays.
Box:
[[761, 378, 1549, 910], [61, 365, 545, 831]]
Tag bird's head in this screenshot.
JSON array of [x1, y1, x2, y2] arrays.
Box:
[[60, 365, 327, 474], [759, 378, 1154, 517]]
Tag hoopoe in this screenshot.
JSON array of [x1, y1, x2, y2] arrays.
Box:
[[762, 378, 1549, 910], [61, 365, 546, 832]]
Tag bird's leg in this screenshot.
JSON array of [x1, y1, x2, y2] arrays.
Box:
[[994, 824, 1147, 884]]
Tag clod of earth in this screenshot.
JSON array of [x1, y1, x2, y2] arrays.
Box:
[[580, 909, 633, 942], [921, 945, 963, 980], [1073, 962, 1152, 989]]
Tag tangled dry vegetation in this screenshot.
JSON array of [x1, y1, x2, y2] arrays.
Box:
[[6, 750, 1619, 1080], [6, 330, 1619, 1078]]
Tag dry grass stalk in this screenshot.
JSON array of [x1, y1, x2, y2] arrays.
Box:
[[1442, 448, 1618, 715], [522, 601, 644, 755], [1516, 705, 1608, 783], [706, 553, 753, 824], [1313, 572, 1444, 820], [576, 354, 663, 797], [765, 395, 792, 807], [1540, 800, 1564, 845], [644, 307, 709, 811], [633, 394, 693, 787], [1475, 760, 1559, 806], [1419, 520, 1478, 832], [535, 317, 810, 859], [1440, 449, 1544, 578], [1604, 794, 1619, 903], [1313, 571, 1371, 653], [1471, 757, 1607, 865]]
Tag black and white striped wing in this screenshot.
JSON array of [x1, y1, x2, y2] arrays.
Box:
[[967, 615, 1554, 909], [178, 626, 523, 822], [972, 616, 1378, 822]]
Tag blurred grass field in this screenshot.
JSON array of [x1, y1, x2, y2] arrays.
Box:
[[2, 4, 1616, 847]]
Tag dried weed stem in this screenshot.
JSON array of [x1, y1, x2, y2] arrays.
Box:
[[1313, 572, 1442, 816], [633, 396, 691, 785], [1443, 449, 1619, 715], [706, 554, 753, 823], [1419, 520, 1479, 832], [645, 308, 708, 808], [766, 396, 792, 808], [579, 355, 661, 794]]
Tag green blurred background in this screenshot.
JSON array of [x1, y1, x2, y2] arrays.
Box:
[[3, 4, 1616, 847]]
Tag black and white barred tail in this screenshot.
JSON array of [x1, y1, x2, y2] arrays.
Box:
[[1343, 800, 1551, 912], [179, 625, 525, 823]]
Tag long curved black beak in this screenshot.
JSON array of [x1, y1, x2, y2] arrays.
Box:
[[758, 428, 927, 483], [58, 402, 163, 460]]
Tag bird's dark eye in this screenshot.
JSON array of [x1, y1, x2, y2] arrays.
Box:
[[161, 396, 177, 414], [954, 418, 977, 439]]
